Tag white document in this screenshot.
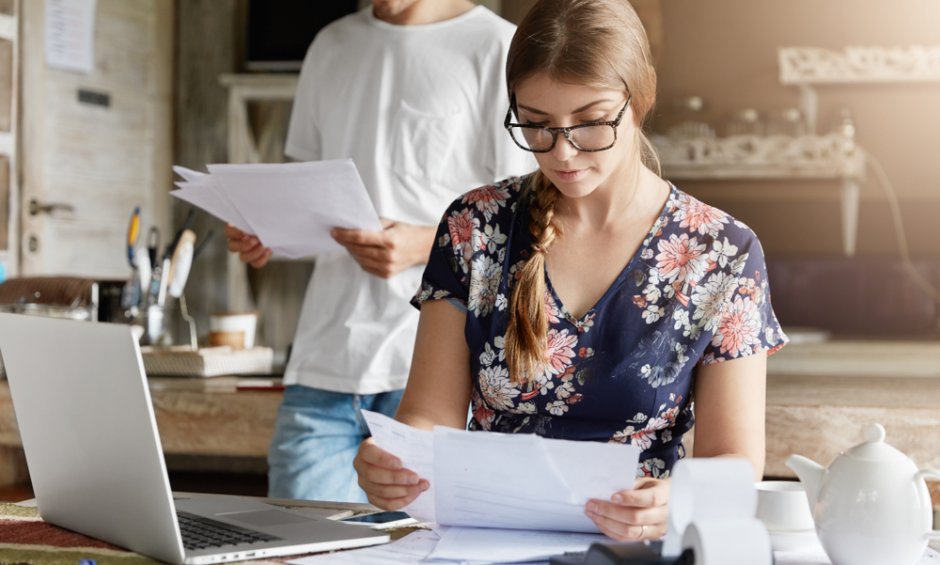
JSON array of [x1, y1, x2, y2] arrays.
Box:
[[287, 529, 439, 564], [429, 525, 605, 564], [361, 410, 641, 533], [45, 0, 97, 73], [360, 410, 436, 523], [170, 160, 382, 259]]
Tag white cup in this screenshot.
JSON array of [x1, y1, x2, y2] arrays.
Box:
[[755, 480, 815, 532], [208, 311, 258, 349]]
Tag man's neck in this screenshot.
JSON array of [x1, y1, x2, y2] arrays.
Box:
[[377, 0, 476, 26]]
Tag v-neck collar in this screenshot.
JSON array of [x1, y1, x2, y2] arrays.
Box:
[[542, 183, 678, 327]]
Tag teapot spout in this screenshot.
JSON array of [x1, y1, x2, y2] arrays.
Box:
[[786, 454, 825, 509]]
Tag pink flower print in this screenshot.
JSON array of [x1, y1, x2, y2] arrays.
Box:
[[655, 234, 707, 284], [544, 328, 577, 376], [463, 184, 510, 220], [713, 295, 763, 358], [676, 197, 728, 237], [447, 208, 478, 264]]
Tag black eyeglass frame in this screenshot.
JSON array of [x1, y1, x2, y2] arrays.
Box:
[[503, 94, 633, 153]]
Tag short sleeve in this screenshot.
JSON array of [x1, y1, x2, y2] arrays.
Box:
[[411, 198, 474, 310], [698, 225, 789, 364], [284, 42, 323, 162]]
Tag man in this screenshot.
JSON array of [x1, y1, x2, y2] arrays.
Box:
[[226, 0, 533, 502]]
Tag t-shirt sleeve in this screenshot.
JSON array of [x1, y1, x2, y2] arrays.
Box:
[[284, 42, 323, 162], [699, 224, 789, 364], [411, 197, 474, 310]]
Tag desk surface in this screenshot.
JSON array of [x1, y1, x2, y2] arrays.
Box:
[[0, 498, 397, 565]]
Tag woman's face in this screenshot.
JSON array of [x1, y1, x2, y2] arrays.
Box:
[[512, 73, 636, 200]]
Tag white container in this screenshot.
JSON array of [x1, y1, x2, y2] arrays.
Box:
[[209, 311, 258, 349]]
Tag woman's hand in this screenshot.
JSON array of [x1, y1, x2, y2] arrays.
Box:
[[224, 224, 272, 268], [585, 477, 670, 541], [353, 438, 429, 510]]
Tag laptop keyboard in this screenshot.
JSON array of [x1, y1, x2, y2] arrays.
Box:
[[177, 511, 282, 551]]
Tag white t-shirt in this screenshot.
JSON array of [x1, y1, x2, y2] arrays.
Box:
[[283, 6, 535, 393]]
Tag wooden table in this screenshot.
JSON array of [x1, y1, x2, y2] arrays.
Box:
[[2, 339, 940, 495]]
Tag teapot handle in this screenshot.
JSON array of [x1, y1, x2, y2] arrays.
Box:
[[916, 470, 940, 539]]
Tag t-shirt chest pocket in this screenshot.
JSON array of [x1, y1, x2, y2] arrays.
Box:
[[390, 99, 464, 182]]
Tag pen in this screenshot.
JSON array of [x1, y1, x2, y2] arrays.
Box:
[[126, 206, 141, 267], [147, 226, 161, 267]]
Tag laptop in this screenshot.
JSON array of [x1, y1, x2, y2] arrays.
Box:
[[0, 313, 389, 564]]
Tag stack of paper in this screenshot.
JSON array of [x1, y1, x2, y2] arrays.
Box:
[[360, 410, 641, 533], [171, 160, 382, 259]]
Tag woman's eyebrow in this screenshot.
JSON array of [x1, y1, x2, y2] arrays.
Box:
[[516, 99, 616, 115]]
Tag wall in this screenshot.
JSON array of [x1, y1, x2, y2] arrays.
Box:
[[654, 0, 940, 259]]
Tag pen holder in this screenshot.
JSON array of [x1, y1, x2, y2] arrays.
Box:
[[144, 304, 171, 347]]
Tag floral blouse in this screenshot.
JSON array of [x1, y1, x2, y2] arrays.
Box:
[[412, 175, 788, 478]]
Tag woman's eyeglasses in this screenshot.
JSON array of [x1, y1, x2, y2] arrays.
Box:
[[504, 96, 632, 153]]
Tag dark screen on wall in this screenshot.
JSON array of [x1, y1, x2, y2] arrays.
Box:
[[246, 1, 360, 71]]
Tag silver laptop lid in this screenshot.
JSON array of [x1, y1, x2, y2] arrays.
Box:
[[0, 313, 185, 564]]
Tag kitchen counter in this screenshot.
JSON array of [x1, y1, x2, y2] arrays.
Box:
[[1, 339, 939, 496]]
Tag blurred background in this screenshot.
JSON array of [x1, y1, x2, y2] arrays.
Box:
[[0, 0, 936, 350]]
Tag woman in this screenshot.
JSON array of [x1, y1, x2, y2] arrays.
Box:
[[354, 0, 787, 541]]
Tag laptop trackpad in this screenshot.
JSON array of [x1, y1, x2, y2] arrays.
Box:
[[218, 509, 315, 527]]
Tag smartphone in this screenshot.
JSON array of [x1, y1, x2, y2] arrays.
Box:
[[340, 510, 418, 529]]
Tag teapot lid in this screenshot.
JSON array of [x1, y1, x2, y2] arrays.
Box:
[[844, 423, 908, 462]]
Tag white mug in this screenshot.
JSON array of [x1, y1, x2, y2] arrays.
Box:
[[755, 480, 815, 532], [208, 311, 258, 349]]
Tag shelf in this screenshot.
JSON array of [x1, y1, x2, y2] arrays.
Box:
[[779, 45, 940, 85], [653, 133, 864, 257], [652, 133, 864, 180]]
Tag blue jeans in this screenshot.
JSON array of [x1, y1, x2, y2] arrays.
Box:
[[267, 385, 404, 503]]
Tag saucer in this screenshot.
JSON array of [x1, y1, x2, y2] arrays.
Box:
[[769, 528, 820, 552]]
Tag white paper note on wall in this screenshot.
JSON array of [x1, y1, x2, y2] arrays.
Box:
[[45, 0, 97, 73]]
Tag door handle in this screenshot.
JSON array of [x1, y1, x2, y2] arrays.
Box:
[[29, 198, 75, 216]]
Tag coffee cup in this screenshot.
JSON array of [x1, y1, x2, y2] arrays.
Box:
[[755, 480, 815, 532], [208, 311, 258, 349]]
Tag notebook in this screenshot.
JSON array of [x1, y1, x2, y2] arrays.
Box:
[[0, 313, 388, 564]]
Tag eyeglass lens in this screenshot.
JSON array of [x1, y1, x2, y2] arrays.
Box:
[[510, 124, 615, 152]]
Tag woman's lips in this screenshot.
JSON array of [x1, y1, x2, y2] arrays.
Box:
[[553, 168, 586, 182]]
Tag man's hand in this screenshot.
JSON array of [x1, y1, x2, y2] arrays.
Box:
[[225, 224, 272, 268], [331, 219, 435, 279]]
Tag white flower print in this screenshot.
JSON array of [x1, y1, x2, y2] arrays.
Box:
[[468, 254, 501, 317], [638, 458, 667, 478], [691, 271, 738, 333], [479, 342, 497, 368], [479, 365, 519, 411], [474, 223, 507, 255], [710, 237, 739, 269], [495, 293, 508, 311], [546, 400, 568, 416], [642, 304, 665, 324], [514, 402, 537, 415]]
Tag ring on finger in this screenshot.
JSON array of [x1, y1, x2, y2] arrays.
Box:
[[639, 524, 647, 538]]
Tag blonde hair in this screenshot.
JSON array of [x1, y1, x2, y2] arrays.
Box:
[[504, 0, 660, 384]]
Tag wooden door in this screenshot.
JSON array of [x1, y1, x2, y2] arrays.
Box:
[[19, 0, 172, 278]]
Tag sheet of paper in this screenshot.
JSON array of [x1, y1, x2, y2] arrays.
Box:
[[287, 529, 439, 564], [172, 165, 208, 181], [360, 410, 436, 523], [428, 525, 605, 564], [171, 180, 253, 234], [171, 159, 382, 259], [434, 427, 637, 533], [45, 0, 97, 73], [360, 410, 641, 533]]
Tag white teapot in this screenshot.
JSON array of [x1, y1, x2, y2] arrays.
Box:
[[787, 423, 940, 565]]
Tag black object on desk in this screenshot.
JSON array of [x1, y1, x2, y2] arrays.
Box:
[[550, 541, 694, 565]]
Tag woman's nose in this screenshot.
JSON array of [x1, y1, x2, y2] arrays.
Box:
[[550, 132, 579, 160]]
